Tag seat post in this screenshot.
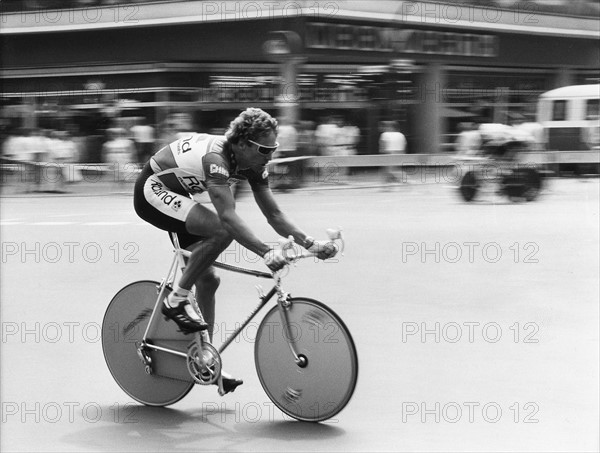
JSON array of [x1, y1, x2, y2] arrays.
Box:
[[170, 232, 182, 251], [170, 232, 188, 275]]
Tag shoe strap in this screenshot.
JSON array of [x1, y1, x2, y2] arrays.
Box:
[[167, 293, 188, 307]]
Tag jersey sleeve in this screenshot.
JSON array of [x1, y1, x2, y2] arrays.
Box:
[[243, 166, 270, 191], [202, 152, 232, 189]]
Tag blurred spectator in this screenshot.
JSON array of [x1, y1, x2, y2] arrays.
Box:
[[1, 129, 21, 161], [479, 121, 538, 145], [160, 121, 179, 148], [513, 122, 544, 149], [315, 116, 339, 157], [339, 117, 360, 157], [8, 128, 51, 192], [379, 121, 407, 184], [274, 120, 298, 158], [271, 120, 299, 190], [478, 123, 514, 142], [296, 120, 316, 157], [1, 129, 27, 190], [159, 113, 193, 146], [32, 129, 52, 191], [173, 113, 195, 140], [29, 129, 51, 165], [455, 121, 482, 156], [102, 127, 136, 184], [337, 117, 360, 177], [46, 131, 67, 191], [50, 131, 81, 185], [130, 118, 155, 164]]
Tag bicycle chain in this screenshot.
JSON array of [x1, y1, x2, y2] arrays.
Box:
[[136, 342, 196, 385], [150, 369, 196, 385]]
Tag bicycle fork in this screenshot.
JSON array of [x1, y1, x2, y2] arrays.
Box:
[[275, 279, 308, 368]]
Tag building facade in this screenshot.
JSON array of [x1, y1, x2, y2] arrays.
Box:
[[1, 0, 599, 159]]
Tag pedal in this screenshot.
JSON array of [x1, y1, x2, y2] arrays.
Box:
[[217, 374, 244, 396], [217, 375, 225, 396]]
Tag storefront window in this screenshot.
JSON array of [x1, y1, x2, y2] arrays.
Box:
[[586, 99, 599, 120], [552, 100, 567, 121]]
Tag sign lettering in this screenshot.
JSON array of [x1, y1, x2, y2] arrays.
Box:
[[306, 23, 497, 57]]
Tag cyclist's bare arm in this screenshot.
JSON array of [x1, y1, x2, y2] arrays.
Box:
[[208, 184, 271, 257], [252, 187, 311, 248]]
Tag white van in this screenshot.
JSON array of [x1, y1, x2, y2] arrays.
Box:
[[536, 84, 599, 151]]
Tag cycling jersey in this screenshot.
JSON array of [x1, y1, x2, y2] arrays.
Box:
[[134, 133, 270, 247], [150, 133, 269, 196]]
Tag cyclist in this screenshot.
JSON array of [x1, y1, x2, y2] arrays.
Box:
[[133, 108, 337, 393]]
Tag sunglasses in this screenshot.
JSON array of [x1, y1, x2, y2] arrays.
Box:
[[247, 139, 279, 155]]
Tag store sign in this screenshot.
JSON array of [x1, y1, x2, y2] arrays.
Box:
[[197, 84, 368, 104], [306, 22, 497, 57]]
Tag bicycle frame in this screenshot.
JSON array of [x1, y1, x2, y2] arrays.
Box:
[[139, 234, 307, 365]]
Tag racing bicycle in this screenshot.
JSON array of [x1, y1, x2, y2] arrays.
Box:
[[101, 229, 358, 422]]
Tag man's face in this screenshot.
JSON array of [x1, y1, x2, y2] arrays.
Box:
[[234, 130, 278, 170]]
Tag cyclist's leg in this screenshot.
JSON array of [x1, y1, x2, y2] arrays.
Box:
[[168, 205, 230, 337], [177, 203, 232, 291], [177, 212, 243, 393], [194, 266, 220, 342]]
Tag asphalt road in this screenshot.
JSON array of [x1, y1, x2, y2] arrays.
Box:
[[1, 179, 598, 452]]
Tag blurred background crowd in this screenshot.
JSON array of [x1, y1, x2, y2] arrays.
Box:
[[1, 0, 598, 191]]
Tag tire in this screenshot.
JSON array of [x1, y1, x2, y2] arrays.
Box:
[[254, 298, 358, 422], [523, 168, 542, 202], [504, 168, 541, 202], [503, 176, 526, 201], [459, 171, 478, 202], [102, 281, 194, 406]]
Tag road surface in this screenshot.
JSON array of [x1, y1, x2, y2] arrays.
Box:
[[1, 179, 598, 452]]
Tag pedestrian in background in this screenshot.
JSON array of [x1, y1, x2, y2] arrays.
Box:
[[455, 121, 482, 156], [102, 127, 136, 186], [315, 115, 338, 158], [337, 117, 360, 178], [130, 118, 155, 164], [379, 121, 406, 185]]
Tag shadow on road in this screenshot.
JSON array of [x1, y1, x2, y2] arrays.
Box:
[[236, 419, 345, 440], [60, 404, 345, 452]]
